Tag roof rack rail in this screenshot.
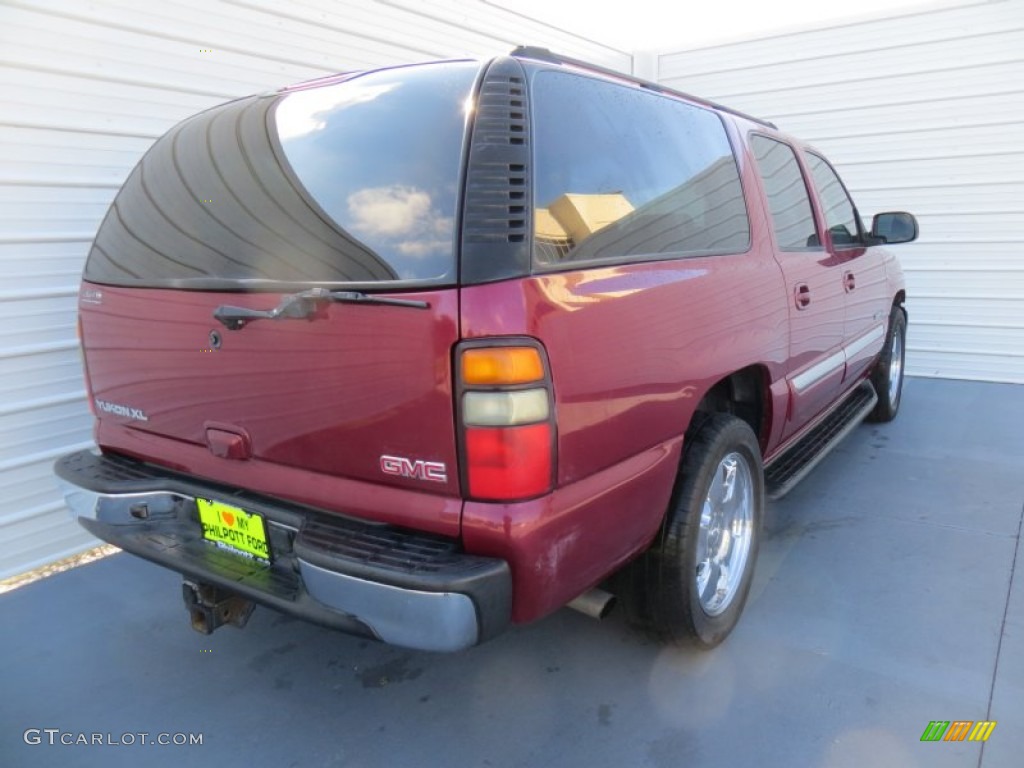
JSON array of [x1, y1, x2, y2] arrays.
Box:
[[510, 46, 777, 130]]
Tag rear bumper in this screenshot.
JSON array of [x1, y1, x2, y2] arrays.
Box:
[[54, 450, 510, 652]]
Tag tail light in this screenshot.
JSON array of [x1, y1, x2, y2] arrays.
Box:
[[457, 341, 556, 501]]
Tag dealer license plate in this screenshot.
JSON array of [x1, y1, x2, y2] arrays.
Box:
[[197, 498, 271, 562]]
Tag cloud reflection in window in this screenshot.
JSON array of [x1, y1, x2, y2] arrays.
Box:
[[276, 83, 398, 140], [346, 185, 453, 272]]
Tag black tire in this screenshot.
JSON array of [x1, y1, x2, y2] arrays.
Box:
[[867, 305, 907, 423], [617, 414, 764, 649]]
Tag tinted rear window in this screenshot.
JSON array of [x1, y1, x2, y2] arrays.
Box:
[[85, 62, 479, 289], [531, 71, 749, 266]]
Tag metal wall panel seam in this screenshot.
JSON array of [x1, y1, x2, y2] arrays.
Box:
[[0, 500, 76, 530], [0, 442, 95, 475], [0, 340, 81, 359], [0, 392, 87, 418], [2, 0, 363, 74]]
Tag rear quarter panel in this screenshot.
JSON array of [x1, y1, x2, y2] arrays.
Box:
[[460, 254, 788, 488], [459, 248, 788, 621]]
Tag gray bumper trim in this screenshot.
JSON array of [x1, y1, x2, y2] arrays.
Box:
[[58, 480, 186, 524], [54, 458, 506, 653], [299, 560, 479, 651]]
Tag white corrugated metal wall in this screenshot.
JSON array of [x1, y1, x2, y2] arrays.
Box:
[[0, 0, 631, 579], [656, 0, 1024, 384]]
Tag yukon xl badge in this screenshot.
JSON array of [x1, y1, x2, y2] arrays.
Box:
[[79, 288, 103, 306], [380, 455, 447, 483], [94, 399, 149, 422]]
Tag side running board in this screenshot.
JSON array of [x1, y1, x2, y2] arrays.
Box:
[[765, 382, 878, 501]]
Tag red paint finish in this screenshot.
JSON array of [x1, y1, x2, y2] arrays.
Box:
[[773, 249, 848, 436], [81, 283, 464, 534], [843, 245, 895, 383], [462, 437, 683, 623], [457, 232, 789, 619], [460, 256, 790, 487], [454, 117, 905, 622], [97, 420, 464, 537]]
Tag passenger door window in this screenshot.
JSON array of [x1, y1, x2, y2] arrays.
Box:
[[750, 135, 819, 250], [804, 152, 863, 247]]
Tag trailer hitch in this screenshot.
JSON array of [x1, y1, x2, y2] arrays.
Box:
[[182, 581, 255, 634]]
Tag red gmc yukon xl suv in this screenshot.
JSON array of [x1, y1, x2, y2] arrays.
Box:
[[55, 48, 917, 651]]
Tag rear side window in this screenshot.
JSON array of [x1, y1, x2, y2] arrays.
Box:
[[803, 151, 862, 246], [85, 62, 479, 289], [531, 71, 749, 266], [750, 135, 818, 250]]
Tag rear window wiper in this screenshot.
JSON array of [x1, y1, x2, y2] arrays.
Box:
[[213, 288, 429, 330]]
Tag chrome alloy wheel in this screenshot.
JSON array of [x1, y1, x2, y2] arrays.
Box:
[[695, 452, 755, 617], [888, 327, 904, 406]]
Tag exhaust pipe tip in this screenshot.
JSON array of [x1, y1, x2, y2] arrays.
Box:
[[567, 588, 616, 620]]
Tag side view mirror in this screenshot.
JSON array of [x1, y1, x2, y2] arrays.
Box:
[[871, 211, 919, 244]]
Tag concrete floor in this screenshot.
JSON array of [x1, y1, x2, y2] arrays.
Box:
[[2, 377, 1021, 768]]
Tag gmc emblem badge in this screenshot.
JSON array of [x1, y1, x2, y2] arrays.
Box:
[[380, 455, 448, 483]]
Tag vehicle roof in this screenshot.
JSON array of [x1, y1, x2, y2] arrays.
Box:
[[509, 46, 777, 130], [278, 57, 480, 94]]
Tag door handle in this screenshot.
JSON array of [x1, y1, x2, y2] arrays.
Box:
[[844, 271, 856, 292], [794, 283, 811, 309]]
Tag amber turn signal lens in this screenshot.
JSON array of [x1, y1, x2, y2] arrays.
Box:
[[461, 347, 544, 385]]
